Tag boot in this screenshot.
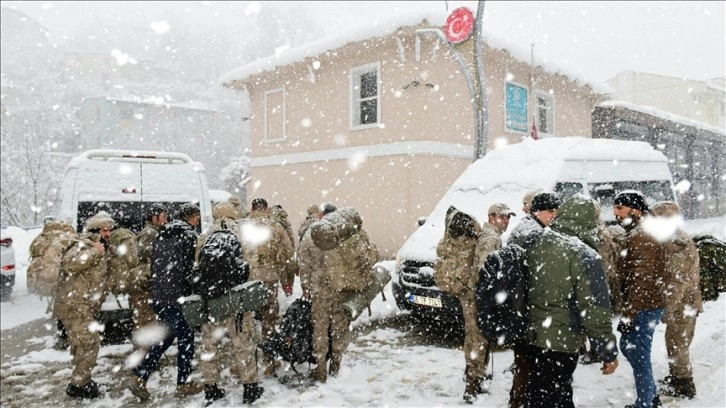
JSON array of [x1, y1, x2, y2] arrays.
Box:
[[329, 355, 341, 377], [204, 383, 226, 406], [124, 375, 150, 401], [243, 382, 264, 404], [66, 380, 100, 399], [661, 376, 696, 399], [463, 376, 480, 404], [310, 364, 327, 383], [658, 375, 674, 385], [176, 380, 204, 397]]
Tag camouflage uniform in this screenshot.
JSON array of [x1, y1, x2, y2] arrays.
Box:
[[470, 222, 502, 372], [196, 203, 260, 388], [27, 221, 78, 348], [271, 204, 298, 288], [308, 207, 379, 383], [53, 226, 109, 391], [237, 208, 294, 375], [652, 202, 703, 397], [132, 221, 162, 335], [597, 224, 625, 314]]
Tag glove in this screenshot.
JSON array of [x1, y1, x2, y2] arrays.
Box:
[[282, 282, 293, 296], [617, 317, 635, 334]]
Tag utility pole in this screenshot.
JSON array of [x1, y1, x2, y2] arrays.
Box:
[[473, 0, 488, 160]]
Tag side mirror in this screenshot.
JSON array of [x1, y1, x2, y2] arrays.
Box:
[[417, 217, 427, 227]]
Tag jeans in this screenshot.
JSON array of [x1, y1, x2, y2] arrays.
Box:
[[620, 308, 664, 408], [133, 302, 196, 385]]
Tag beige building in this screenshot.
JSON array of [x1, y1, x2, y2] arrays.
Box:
[[605, 71, 726, 130], [221, 13, 606, 257]]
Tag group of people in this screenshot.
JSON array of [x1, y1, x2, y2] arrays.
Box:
[[435, 189, 703, 408], [33, 195, 382, 406]]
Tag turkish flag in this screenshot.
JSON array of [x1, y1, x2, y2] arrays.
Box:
[[530, 119, 539, 140]]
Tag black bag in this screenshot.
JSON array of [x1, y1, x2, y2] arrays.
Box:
[[259, 298, 316, 370], [193, 228, 249, 300], [693, 234, 726, 302], [475, 244, 529, 349]]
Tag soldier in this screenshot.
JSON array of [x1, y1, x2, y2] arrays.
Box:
[[521, 188, 543, 214], [308, 207, 379, 383], [125, 203, 204, 400], [467, 203, 514, 403], [53, 211, 113, 399], [298, 204, 321, 242], [238, 198, 294, 377], [227, 195, 247, 220], [271, 204, 297, 296], [298, 203, 337, 300], [195, 201, 263, 406], [27, 219, 77, 350], [129, 203, 167, 347], [651, 201, 703, 399]]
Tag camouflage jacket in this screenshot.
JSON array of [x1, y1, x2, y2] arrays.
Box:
[[53, 233, 108, 319]]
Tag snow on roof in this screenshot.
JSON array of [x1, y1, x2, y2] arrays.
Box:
[[598, 100, 726, 136], [219, 9, 607, 93]]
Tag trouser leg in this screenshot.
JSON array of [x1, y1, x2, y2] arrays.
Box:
[[62, 317, 100, 386]]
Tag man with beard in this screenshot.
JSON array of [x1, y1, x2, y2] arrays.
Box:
[[614, 190, 667, 408], [54, 211, 114, 399]]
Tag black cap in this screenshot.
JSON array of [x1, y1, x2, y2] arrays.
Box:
[[145, 203, 167, 221], [614, 190, 649, 213], [177, 203, 200, 220], [530, 191, 562, 213], [251, 198, 268, 211]]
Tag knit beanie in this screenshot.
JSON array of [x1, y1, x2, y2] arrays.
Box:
[[530, 191, 562, 213], [614, 190, 649, 213], [85, 211, 115, 232]]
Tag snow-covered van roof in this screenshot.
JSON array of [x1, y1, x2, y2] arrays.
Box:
[[67, 149, 202, 168], [397, 136, 674, 262]]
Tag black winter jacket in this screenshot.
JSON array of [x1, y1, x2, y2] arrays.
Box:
[[151, 220, 198, 306]]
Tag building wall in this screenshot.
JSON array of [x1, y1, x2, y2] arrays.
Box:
[[605, 71, 726, 129], [229, 24, 600, 257], [78, 97, 243, 190], [593, 104, 726, 218]]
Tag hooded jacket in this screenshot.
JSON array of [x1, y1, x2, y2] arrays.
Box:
[[526, 194, 617, 361], [150, 219, 198, 306]]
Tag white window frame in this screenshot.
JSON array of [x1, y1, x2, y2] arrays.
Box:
[[535, 90, 555, 137], [349, 62, 381, 130], [264, 87, 286, 143]]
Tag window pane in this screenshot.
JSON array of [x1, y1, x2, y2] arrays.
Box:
[[360, 100, 377, 125], [360, 71, 377, 98]]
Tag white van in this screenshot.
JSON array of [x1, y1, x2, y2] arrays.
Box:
[[57, 149, 213, 330], [393, 137, 676, 321], [59, 149, 213, 233]]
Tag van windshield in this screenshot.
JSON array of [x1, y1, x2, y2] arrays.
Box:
[[589, 180, 674, 208]]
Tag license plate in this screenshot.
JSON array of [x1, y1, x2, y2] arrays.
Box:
[[409, 294, 442, 308]]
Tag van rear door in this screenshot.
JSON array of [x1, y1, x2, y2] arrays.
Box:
[[75, 160, 142, 232]]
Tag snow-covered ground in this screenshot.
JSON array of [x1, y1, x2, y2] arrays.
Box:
[[1, 217, 724, 407]]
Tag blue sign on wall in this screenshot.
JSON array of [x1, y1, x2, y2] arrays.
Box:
[[505, 83, 528, 133]]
